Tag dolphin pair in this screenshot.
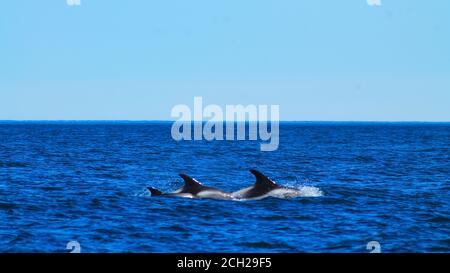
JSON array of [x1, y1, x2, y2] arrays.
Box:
[[147, 170, 301, 201]]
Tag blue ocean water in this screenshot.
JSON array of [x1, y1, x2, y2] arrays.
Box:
[[0, 122, 449, 253]]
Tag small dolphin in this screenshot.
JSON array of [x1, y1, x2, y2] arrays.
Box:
[[232, 169, 301, 200], [148, 174, 233, 200]]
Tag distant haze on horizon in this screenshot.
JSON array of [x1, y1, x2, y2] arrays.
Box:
[[1, 1, 449, 121]]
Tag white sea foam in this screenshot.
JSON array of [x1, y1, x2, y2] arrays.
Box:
[[288, 186, 323, 198], [262, 186, 323, 199]]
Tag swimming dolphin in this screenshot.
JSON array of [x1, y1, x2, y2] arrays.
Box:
[[148, 174, 233, 200], [232, 169, 301, 200]]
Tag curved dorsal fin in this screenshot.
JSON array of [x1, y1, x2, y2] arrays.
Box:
[[179, 173, 203, 189], [250, 169, 278, 189], [147, 187, 163, 196]]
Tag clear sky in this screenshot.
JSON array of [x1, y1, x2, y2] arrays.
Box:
[[1, 0, 449, 121]]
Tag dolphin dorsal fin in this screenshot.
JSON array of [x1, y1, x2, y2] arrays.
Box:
[[147, 187, 163, 196], [179, 174, 203, 189], [250, 169, 278, 189]]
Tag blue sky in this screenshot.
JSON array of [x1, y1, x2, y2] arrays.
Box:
[[1, 0, 449, 121]]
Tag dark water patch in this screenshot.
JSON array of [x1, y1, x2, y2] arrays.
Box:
[[354, 155, 377, 162], [8, 231, 33, 244], [52, 212, 68, 218], [25, 204, 44, 212], [89, 198, 103, 208], [425, 246, 450, 252], [427, 216, 450, 223], [0, 161, 29, 168], [336, 176, 365, 183], [259, 215, 288, 221], [438, 239, 450, 245], [99, 173, 125, 180], [0, 202, 18, 210], [163, 224, 191, 233], [40, 186, 64, 191], [237, 241, 295, 251], [414, 148, 437, 153], [320, 197, 356, 206], [93, 228, 124, 236], [293, 215, 316, 221]]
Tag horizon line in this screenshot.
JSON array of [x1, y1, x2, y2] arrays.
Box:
[[1, 120, 450, 123]]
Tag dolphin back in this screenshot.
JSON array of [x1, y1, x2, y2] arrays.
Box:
[[231, 170, 280, 199]]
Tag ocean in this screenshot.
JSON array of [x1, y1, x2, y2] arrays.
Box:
[[0, 121, 449, 252]]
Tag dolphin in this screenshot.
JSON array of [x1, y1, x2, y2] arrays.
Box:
[[148, 174, 233, 200], [232, 169, 301, 200]]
